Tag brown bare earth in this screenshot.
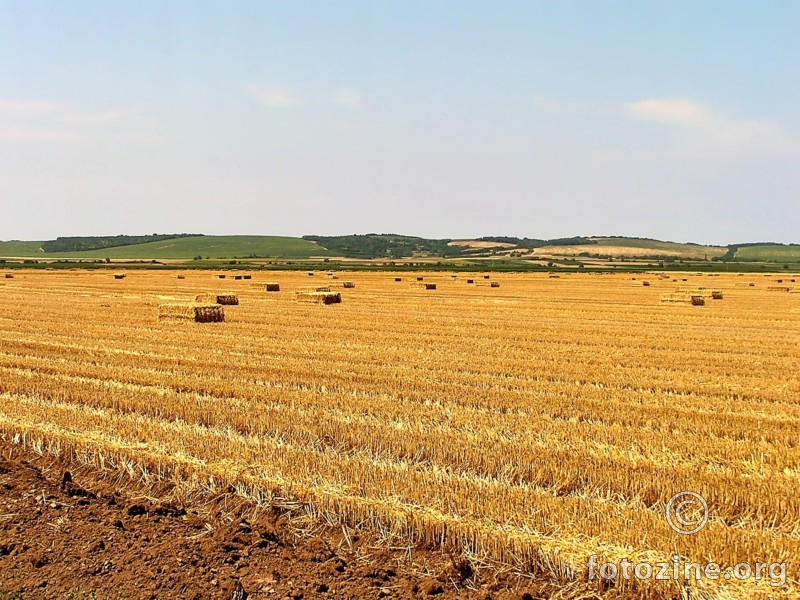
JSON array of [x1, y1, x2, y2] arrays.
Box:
[[0, 440, 545, 600]]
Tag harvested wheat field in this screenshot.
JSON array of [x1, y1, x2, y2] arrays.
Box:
[[0, 270, 798, 599]]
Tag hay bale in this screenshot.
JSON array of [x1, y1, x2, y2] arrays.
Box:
[[451, 275, 458, 280], [642, 281, 650, 287], [243, 275, 252, 280], [159, 303, 224, 323], [113, 273, 126, 280], [466, 279, 474, 284], [767, 286, 791, 292], [416, 276, 424, 281], [675, 288, 720, 299], [548, 275, 560, 279], [217, 274, 226, 279], [410, 282, 436, 290], [483, 275, 490, 279], [308, 272, 315, 276], [295, 291, 341, 304], [660, 293, 705, 305], [476, 281, 500, 288], [176, 275, 186, 280], [195, 293, 239, 305], [234, 275, 243, 280], [341, 281, 356, 288], [264, 283, 280, 292], [394, 277, 402, 282], [4, 274, 13, 279]]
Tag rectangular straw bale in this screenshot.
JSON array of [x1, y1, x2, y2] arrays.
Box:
[[294, 291, 342, 304], [159, 303, 224, 323], [660, 293, 705, 305], [195, 293, 239, 305]]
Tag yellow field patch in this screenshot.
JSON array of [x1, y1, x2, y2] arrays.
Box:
[[0, 269, 798, 598]]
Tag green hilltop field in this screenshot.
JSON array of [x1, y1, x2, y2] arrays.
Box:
[[0, 236, 328, 260], [733, 244, 800, 262]]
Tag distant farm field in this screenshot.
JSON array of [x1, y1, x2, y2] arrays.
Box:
[[0, 235, 328, 259], [0, 270, 798, 598], [734, 244, 800, 262], [537, 237, 727, 259]]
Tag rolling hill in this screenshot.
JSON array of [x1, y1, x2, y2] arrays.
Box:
[[532, 237, 728, 259], [1, 235, 798, 264], [0, 236, 328, 260], [733, 244, 800, 262]]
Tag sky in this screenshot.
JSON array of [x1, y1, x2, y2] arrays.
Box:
[[1, 1, 798, 245]]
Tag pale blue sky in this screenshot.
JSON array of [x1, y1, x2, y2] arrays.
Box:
[[1, 1, 798, 244]]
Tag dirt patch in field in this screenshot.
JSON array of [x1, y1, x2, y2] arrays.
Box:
[[0, 441, 548, 600]]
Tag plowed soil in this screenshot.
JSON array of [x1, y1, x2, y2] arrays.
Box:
[[0, 441, 545, 600]]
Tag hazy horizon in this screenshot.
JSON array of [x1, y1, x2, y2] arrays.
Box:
[[2, 2, 798, 246]]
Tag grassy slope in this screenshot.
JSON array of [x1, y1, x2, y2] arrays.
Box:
[[0, 241, 46, 256], [734, 244, 800, 261], [0, 236, 328, 259], [591, 237, 728, 256]]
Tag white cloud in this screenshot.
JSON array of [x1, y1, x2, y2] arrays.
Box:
[[250, 86, 295, 107], [0, 101, 160, 144], [628, 99, 712, 127], [626, 98, 800, 159], [249, 85, 363, 109], [0, 126, 79, 142], [333, 88, 362, 109], [0, 100, 65, 115], [63, 107, 131, 125]]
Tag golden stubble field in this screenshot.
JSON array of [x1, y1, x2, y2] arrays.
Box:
[[0, 269, 798, 598]]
